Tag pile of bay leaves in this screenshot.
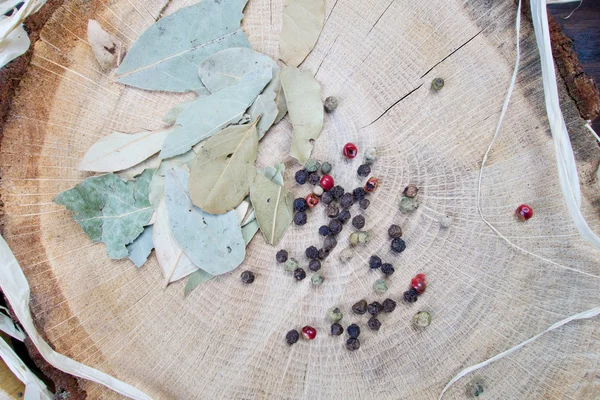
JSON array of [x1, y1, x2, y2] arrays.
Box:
[[54, 0, 326, 294]]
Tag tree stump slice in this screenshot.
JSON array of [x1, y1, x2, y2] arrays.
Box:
[[1, 0, 600, 398]]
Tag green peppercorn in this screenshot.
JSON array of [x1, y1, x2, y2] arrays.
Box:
[[413, 311, 431, 327], [293, 268, 306, 281], [399, 196, 419, 213], [339, 248, 354, 262], [321, 161, 332, 174], [328, 306, 343, 323], [284, 258, 298, 272], [276, 249, 288, 263], [326, 204, 339, 218], [373, 279, 388, 294], [431, 77, 444, 91], [240, 270, 255, 284], [323, 236, 337, 250], [349, 232, 360, 246], [305, 158, 321, 173], [466, 378, 486, 398], [364, 147, 377, 164], [331, 323, 344, 336], [352, 299, 368, 315], [357, 231, 371, 244], [367, 317, 381, 331], [286, 329, 300, 345], [311, 273, 324, 286], [309, 259, 321, 272], [346, 337, 360, 351], [388, 224, 402, 239], [324, 96, 339, 112]]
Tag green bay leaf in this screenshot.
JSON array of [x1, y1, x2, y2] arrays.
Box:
[[184, 269, 214, 297], [241, 219, 259, 245], [250, 173, 293, 246], [279, 0, 325, 67], [127, 225, 154, 267], [148, 150, 196, 210], [115, 0, 250, 92], [189, 122, 259, 214]]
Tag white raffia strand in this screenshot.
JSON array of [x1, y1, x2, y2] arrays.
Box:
[[0, 235, 153, 400]]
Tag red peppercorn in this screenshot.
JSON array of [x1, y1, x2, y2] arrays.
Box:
[[365, 177, 378, 192], [301, 326, 317, 340], [305, 193, 319, 208], [515, 204, 533, 221], [320, 175, 334, 191], [411, 273, 426, 294], [343, 143, 358, 159]]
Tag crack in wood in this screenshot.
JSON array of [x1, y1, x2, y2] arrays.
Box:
[[315, 34, 340, 76], [361, 83, 423, 128], [367, 0, 395, 36], [420, 29, 485, 79]]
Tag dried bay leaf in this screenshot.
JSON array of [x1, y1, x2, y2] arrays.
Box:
[[259, 162, 285, 187], [235, 199, 251, 225], [160, 69, 272, 159], [250, 173, 293, 246], [165, 167, 245, 275], [274, 80, 288, 123], [127, 225, 153, 267], [184, 269, 213, 297], [242, 219, 259, 245], [116, 154, 161, 181], [153, 200, 201, 285], [78, 128, 172, 173], [280, 66, 323, 165], [189, 121, 259, 214], [148, 150, 196, 209], [250, 91, 279, 139], [87, 20, 121, 71], [279, 0, 325, 67], [161, 100, 196, 125], [115, 0, 250, 93]]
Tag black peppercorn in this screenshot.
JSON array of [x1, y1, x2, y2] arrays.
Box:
[[391, 237, 406, 253], [352, 215, 365, 229], [357, 164, 371, 177], [353, 187, 367, 201], [308, 172, 320, 185], [381, 263, 395, 276], [308, 259, 321, 272], [369, 255, 382, 269], [329, 219, 343, 235], [331, 185, 345, 199], [293, 268, 306, 281], [367, 317, 381, 331], [323, 235, 337, 250], [326, 204, 339, 218], [294, 211, 307, 226], [331, 323, 344, 336], [382, 298, 396, 313], [240, 270, 255, 283], [319, 225, 331, 236], [403, 288, 418, 303], [286, 329, 300, 345], [346, 337, 360, 351], [305, 246, 318, 259], [347, 323, 360, 338], [359, 199, 370, 209], [338, 209, 351, 224], [340, 193, 354, 209], [276, 250, 288, 263], [318, 248, 330, 260], [367, 301, 383, 316], [293, 197, 307, 212], [352, 299, 368, 314], [295, 169, 308, 185], [388, 224, 402, 239], [321, 191, 334, 204]]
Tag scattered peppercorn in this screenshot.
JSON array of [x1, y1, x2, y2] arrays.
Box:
[[369, 255, 382, 269], [364, 147, 377, 164], [367, 317, 381, 331], [359, 199, 370, 209], [382, 298, 396, 313], [340, 193, 355, 209], [440, 215, 453, 228], [331, 185, 345, 199], [388, 224, 402, 239], [431, 77, 444, 91], [403, 288, 418, 303], [347, 323, 360, 338], [313, 186, 324, 196], [352, 299, 368, 314], [329, 219, 343, 235], [311, 273, 324, 286], [352, 215, 365, 229], [331, 323, 344, 336], [391, 237, 406, 253], [413, 311, 432, 328], [309, 259, 321, 272], [321, 191, 334, 204], [364, 177, 378, 192], [326, 204, 340, 218], [318, 225, 330, 236], [318, 248, 330, 260], [305, 246, 318, 259], [399, 196, 419, 213], [324, 96, 339, 112], [516, 204, 533, 221], [373, 279, 388, 294], [286, 329, 300, 345], [295, 169, 308, 185], [357, 164, 371, 177], [466, 378, 486, 398], [404, 184, 419, 198], [305, 193, 319, 208], [339, 247, 354, 262], [293, 268, 306, 281], [321, 161, 332, 174], [346, 337, 360, 351], [367, 301, 383, 316], [308, 172, 320, 185], [357, 231, 371, 244], [305, 158, 321, 173], [241, 270, 255, 283], [411, 273, 426, 294], [320, 175, 334, 191], [381, 263, 395, 276], [293, 197, 307, 212], [353, 187, 367, 201], [328, 307, 343, 323], [338, 209, 351, 223], [323, 236, 337, 250], [349, 232, 359, 246], [284, 258, 298, 272], [276, 249, 288, 263], [301, 326, 317, 340], [294, 211, 307, 226], [343, 142, 358, 159]]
